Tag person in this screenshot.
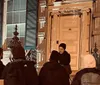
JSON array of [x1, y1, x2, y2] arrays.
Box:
[[2, 46, 39, 85], [81, 54, 96, 69], [0, 48, 5, 78], [39, 50, 70, 85], [71, 54, 99, 85], [59, 43, 72, 75]]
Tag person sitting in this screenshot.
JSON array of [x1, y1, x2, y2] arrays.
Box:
[[71, 54, 100, 85], [59, 43, 72, 75], [39, 50, 70, 85], [2, 46, 39, 85], [0, 48, 5, 79]]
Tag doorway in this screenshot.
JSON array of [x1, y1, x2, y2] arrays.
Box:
[[50, 14, 81, 70]]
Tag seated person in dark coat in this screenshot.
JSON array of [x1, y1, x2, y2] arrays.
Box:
[[59, 43, 72, 75], [71, 56, 100, 85], [0, 48, 5, 79], [2, 46, 39, 85], [71, 68, 100, 85], [39, 50, 70, 85]]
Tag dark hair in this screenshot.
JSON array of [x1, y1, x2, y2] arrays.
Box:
[[11, 46, 25, 59], [59, 43, 66, 50], [0, 48, 3, 55], [50, 50, 60, 62]]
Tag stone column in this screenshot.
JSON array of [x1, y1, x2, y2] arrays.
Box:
[[51, 13, 58, 51], [2, 0, 7, 48], [80, 9, 91, 69]]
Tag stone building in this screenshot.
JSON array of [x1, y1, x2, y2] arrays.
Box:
[[0, 0, 100, 73]]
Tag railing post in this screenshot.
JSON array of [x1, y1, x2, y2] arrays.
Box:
[[92, 43, 100, 69]]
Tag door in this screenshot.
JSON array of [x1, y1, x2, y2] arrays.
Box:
[[59, 15, 81, 70], [50, 14, 81, 70]]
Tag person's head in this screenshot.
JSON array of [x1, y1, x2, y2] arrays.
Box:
[[11, 46, 25, 60], [59, 43, 66, 54], [50, 50, 60, 62], [0, 48, 3, 59], [81, 54, 96, 69]]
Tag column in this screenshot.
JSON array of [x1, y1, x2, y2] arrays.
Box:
[[80, 10, 90, 69], [51, 13, 58, 51], [2, 0, 7, 49]]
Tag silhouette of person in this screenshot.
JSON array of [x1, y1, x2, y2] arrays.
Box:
[[39, 50, 70, 85], [0, 48, 5, 78], [71, 54, 98, 85], [2, 46, 38, 85]]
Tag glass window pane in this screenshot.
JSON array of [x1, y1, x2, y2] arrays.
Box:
[[20, 0, 26, 10], [7, 0, 26, 47], [20, 12, 26, 23], [12, 12, 19, 24], [7, 0, 13, 12], [7, 25, 14, 37], [19, 23, 25, 36], [13, 0, 20, 11], [7, 13, 12, 24]]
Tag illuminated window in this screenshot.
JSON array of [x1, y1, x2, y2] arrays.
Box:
[[7, 0, 26, 46]]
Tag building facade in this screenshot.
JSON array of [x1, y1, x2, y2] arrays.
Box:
[[1, 0, 38, 65], [37, 0, 100, 73], [0, 0, 100, 73]]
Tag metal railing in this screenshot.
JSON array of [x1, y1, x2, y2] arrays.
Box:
[[92, 43, 100, 69]]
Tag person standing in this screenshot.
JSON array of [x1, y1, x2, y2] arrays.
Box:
[[39, 50, 70, 85], [59, 43, 72, 75], [0, 48, 5, 79], [2, 46, 39, 85], [71, 54, 97, 85]]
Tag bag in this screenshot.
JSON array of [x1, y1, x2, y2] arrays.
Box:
[[64, 65, 72, 75]]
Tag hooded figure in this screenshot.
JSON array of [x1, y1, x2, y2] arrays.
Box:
[[71, 54, 99, 85], [39, 50, 70, 85], [2, 46, 38, 85], [81, 54, 96, 69]]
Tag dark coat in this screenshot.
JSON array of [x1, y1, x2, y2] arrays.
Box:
[[0, 61, 5, 79], [59, 51, 70, 66], [39, 61, 70, 85], [59, 51, 72, 74], [2, 59, 39, 85], [71, 68, 100, 85]]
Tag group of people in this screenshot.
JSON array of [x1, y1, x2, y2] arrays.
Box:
[[39, 43, 72, 85], [0, 43, 72, 85], [0, 43, 100, 85]]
